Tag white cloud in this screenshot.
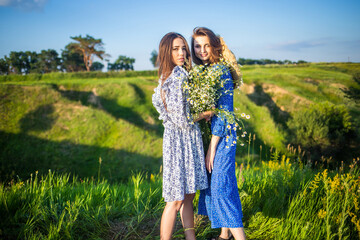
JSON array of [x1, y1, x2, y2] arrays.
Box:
[[0, 0, 11, 6], [0, 0, 49, 11]]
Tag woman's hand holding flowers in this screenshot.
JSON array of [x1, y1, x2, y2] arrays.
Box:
[[194, 110, 214, 122]]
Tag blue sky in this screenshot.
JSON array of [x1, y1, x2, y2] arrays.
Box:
[[0, 0, 359, 70]]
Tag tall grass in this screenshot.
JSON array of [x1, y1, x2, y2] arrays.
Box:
[[1, 157, 359, 239], [0, 170, 165, 239]]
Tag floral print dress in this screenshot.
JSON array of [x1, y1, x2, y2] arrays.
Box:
[[152, 66, 208, 202]]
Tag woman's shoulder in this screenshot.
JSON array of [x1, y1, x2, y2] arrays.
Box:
[[212, 63, 229, 72], [160, 66, 188, 90], [208, 63, 231, 79], [172, 65, 188, 77], [168, 66, 188, 83]]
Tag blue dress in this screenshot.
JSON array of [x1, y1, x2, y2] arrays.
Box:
[[198, 65, 243, 228]]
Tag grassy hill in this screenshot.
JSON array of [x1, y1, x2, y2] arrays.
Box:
[[1, 63, 360, 239], [0, 63, 359, 182], [0, 77, 163, 182]]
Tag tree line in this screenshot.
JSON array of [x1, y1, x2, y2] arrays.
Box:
[[0, 35, 135, 75], [237, 58, 307, 65], [149, 50, 307, 68]]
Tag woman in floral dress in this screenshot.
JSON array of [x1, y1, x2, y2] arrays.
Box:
[[192, 27, 246, 240], [152, 32, 213, 240]]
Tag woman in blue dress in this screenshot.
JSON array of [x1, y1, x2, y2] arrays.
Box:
[[191, 27, 246, 240], [152, 32, 214, 240]]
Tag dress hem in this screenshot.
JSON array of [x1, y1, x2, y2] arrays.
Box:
[[163, 185, 208, 202]]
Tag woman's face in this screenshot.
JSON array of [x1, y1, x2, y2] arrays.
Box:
[[172, 38, 186, 66], [194, 36, 211, 63]]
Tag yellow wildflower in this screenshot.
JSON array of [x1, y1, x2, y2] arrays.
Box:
[[318, 209, 326, 219]]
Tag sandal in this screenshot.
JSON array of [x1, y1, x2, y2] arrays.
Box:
[[217, 237, 231, 240], [208, 233, 234, 240], [218, 232, 234, 240]]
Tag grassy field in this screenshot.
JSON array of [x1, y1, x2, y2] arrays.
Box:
[[0, 62, 360, 239], [1, 157, 359, 239]]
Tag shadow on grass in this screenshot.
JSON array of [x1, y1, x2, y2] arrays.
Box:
[[247, 84, 290, 130], [0, 130, 161, 183], [19, 104, 57, 133], [50, 84, 163, 137]]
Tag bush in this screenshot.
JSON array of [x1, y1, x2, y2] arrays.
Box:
[[287, 102, 355, 166]]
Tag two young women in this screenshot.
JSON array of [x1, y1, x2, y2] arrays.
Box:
[[152, 28, 246, 240]]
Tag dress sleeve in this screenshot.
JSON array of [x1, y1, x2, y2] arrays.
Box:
[[211, 66, 234, 137], [152, 82, 168, 122], [166, 67, 194, 129]]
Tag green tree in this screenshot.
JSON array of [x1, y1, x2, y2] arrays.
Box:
[[70, 35, 107, 72], [0, 58, 10, 75], [108, 55, 135, 71], [150, 50, 158, 68], [7, 51, 30, 74], [90, 61, 104, 71], [26, 51, 39, 73], [32, 49, 60, 73], [61, 43, 86, 72]]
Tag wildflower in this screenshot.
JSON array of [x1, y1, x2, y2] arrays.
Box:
[[226, 146, 229, 148], [233, 141, 236, 144], [227, 125, 231, 129], [241, 113, 246, 118], [246, 115, 250, 119], [318, 209, 326, 219], [150, 174, 155, 182], [329, 174, 341, 192]]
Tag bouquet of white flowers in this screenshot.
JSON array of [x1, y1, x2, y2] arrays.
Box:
[[183, 58, 249, 151]]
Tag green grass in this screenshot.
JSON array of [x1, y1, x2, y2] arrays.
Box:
[[0, 77, 162, 182], [1, 157, 359, 239], [1, 62, 360, 239], [1, 63, 359, 182]]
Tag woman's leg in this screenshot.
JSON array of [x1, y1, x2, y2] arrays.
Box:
[[229, 227, 246, 240], [219, 227, 231, 239], [160, 200, 184, 240], [179, 193, 196, 240]]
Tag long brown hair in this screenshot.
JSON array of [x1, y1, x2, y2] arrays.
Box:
[[191, 27, 222, 65], [157, 32, 191, 110], [157, 32, 191, 81]]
